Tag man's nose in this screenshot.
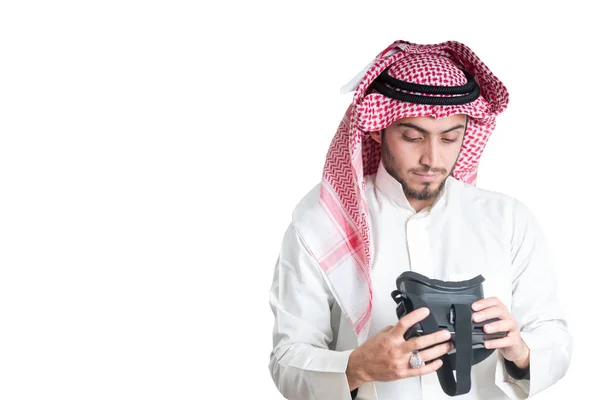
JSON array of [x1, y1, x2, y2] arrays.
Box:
[[419, 140, 440, 167]]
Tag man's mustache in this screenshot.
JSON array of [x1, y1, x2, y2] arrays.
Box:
[[410, 167, 447, 174]]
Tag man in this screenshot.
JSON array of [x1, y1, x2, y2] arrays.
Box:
[[268, 40, 572, 400]]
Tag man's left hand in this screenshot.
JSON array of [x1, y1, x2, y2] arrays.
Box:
[[471, 297, 530, 369]]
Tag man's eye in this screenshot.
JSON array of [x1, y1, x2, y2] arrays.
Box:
[[442, 139, 458, 143], [403, 136, 421, 142]]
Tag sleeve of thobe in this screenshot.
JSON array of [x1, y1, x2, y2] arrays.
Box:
[[268, 224, 360, 400], [494, 200, 573, 399]]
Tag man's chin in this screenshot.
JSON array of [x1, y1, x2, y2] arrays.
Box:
[[405, 190, 438, 201], [405, 179, 445, 200]]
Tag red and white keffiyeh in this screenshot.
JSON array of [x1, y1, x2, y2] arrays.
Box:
[[314, 40, 509, 342]]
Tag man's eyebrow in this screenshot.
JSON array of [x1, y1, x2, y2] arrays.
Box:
[[397, 123, 466, 135]]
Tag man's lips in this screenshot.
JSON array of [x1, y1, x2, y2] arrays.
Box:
[[413, 172, 439, 182]]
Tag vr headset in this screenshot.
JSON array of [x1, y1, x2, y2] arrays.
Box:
[[391, 271, 507, 396]]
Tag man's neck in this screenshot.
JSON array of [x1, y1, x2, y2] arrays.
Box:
[[408, 198, 436, 214]]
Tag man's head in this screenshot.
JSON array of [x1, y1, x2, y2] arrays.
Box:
[[370, 114, 467, 203]]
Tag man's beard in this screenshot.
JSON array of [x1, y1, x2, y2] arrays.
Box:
[[381, 140, 453, 201]]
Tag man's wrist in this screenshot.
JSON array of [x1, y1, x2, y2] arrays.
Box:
[[346, 349, 368, 390], [513, 343, 531, 370]]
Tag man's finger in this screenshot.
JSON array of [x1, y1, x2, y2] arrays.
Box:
[[417, 341, 454, 362], [472, 296, 500, 311], [472, 306, 509, 323], [408, 329, 452, 352], [483, 319, 515, 334], [402, 359, 444, 378], [484, 336, 515, 349], [390, 307, 430, 338]]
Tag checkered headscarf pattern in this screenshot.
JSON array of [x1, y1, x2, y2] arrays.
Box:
[[318, 40, 509, 339]]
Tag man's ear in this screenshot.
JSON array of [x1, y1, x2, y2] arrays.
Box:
[[370, 131, 382, 144]]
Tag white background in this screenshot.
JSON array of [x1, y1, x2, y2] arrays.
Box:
[[0, 1, 596, 399]]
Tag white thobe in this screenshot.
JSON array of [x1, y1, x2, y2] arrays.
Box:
[[269, 162, 572, 400]]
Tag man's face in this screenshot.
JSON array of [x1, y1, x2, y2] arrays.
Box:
[[371, 114, 467, 201]]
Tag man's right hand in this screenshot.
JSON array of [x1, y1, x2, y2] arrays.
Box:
[[345, 307, 454, 391]]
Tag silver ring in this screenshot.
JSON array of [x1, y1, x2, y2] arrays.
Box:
[[409, 350, 425, 369]]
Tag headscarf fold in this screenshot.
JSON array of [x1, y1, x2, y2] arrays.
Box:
[[309, 40, 509, 342]]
